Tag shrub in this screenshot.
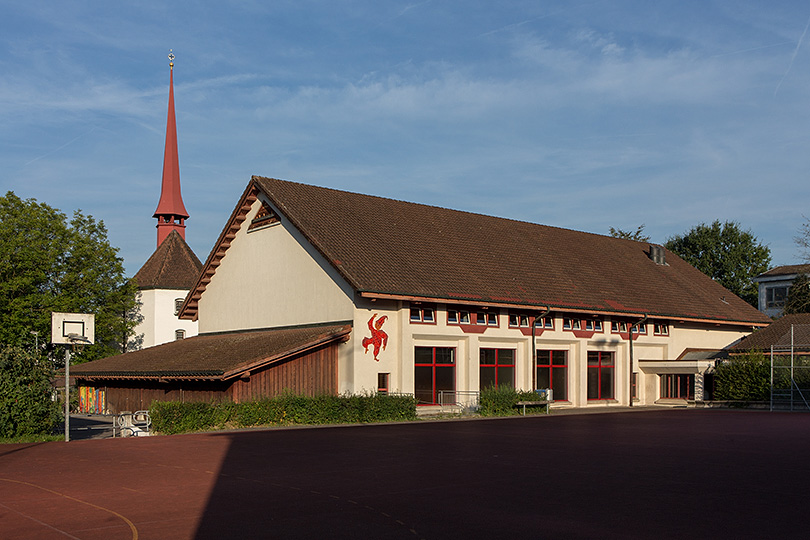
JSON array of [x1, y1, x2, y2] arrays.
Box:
[[150, 392, 417, 434], [479, 386, 547, 416], [714, 351, 770, 404], [0, 346, 61, 438]]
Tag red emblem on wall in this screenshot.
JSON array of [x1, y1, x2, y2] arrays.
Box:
[[362, 314, 388, 361]]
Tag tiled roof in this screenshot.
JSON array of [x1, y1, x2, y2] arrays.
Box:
[[133, 230, 202, 290], [731, 313, 810, 352], [757, 264, 810, 278], [71, 324, 351, 380], [183, 177, 770, 326]]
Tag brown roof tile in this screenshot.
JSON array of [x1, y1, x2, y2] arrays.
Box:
[[71, 324, 351, 379], [731, 313, 810, 352], [184, 177, 770, 326], [133, 230, 202, 290]]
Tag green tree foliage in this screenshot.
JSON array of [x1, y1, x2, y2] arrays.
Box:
[[0, 192, 138, 362], [665, 220, 771, 308], [713, 351, 770, 404], [0, 346, 61, 437], [609, 224, 651, 242], [784, 274, 810, 315]]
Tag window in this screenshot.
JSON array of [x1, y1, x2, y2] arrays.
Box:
[[377, 373, 390, 395], [631, 323, 647, 335], [585, 319, 603, 332], [174, 298, 184, 316], [536, 350, 567, 401], [660, 374, 694, 399], [766, 286, 789, 308], [448, 309, 470, 324], [175, 329, 186, 341], [448, 308, 497, 326], [587, 351, 614, 400], [248, 200, 280, 230], [479, 349, 515, 389], [414, 347, 455, 405], [563, 318, 581, 331], [509, 313, 530, 327], [611, 321, 627, 333], [653, 323, 669, 336], [539, 316, 554, 329], [409, 304, 435, 323]]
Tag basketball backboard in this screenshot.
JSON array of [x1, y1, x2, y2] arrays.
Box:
[[51, 312, 95, 345]]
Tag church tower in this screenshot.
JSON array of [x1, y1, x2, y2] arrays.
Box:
[[131, 52, 202, 350], [153, 51, 189, 246]]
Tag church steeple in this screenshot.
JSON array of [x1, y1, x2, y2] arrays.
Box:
[[153, 50, 189, 247]]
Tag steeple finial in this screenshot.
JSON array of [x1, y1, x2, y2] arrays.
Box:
[[153, 51, 189, 247]]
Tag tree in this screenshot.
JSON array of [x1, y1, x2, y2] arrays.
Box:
[[797, 216, 810, 262], [784, 273, 810, 314], [609, 224, 650, 242], [0, 346, 61, 437], [0, 192, 139, 363], [664, 220, 771, 308]]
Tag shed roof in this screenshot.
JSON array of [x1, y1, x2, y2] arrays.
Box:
[[731, 313, 810, 352], [183, 177, 769, 326], [756, 264, 810, 279], [133, 229, 202, 290], [70, 324, 351, 380]]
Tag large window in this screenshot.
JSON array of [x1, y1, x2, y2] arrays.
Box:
[[480, 349, 515, 389], [414, 347, 455, 405], [587, 351, 614, 400], [536, 350, 567, 401], [660, 374, 694, 399]]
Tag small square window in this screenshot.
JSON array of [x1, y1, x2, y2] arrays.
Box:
[[476, 312, 486, 325], [487, 313, 498, 326], [654, 323, 669, 336], [585, 319, 602, 332], [409, 304, 436, 324], [611, 321, 628, 333], [175, 329, 186, 341], [449, 311, 459, 324], [459, 311, 470, 324]]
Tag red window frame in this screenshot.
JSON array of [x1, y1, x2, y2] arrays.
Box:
[[660, 374, 694, 399], [536, 350, 567, 401], [414, 346, 456, 405], [479, 348, 516, 389], [587, 351, 615, 400]]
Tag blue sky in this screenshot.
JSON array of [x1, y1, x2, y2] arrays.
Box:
[[2, 1, 809, 275]]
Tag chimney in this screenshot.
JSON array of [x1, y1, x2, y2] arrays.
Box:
[[649, 244, 666, 265]]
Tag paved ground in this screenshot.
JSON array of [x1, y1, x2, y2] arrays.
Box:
[[1, 409, 808, 539]]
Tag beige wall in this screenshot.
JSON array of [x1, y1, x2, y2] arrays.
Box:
[[133, 288, 198, 349], [346, 303, 754, 407], [197, 196, 355, 334]]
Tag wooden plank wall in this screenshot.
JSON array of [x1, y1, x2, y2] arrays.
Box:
[[81, 341, 339, 414]]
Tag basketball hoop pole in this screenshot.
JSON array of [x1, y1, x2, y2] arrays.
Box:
[[64, 333, 91, 443]]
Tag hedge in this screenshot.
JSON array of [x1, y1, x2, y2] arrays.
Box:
[[713, 351, 770, 404], [478, 386, 548, 416], [150, 392, 417, 435]]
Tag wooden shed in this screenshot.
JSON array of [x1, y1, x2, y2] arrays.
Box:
[[71, 324, 351, 414]]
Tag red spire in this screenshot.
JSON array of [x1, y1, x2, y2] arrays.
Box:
[[154, 51, 189, 247]]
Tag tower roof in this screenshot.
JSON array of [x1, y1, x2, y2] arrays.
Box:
[[133, 230, 202, 290], [153, 56, 189, 222]]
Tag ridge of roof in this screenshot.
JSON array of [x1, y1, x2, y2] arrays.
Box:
[[133, 229, 202, 290], [182, 176, 770, 326], [757, 263, 810, 278], [71, 323, 351, 380]]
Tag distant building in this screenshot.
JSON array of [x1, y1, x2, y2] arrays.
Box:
[[753, 264, 810, 318], [130, 55, 202, 349], [75, 177, 769, 413]]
